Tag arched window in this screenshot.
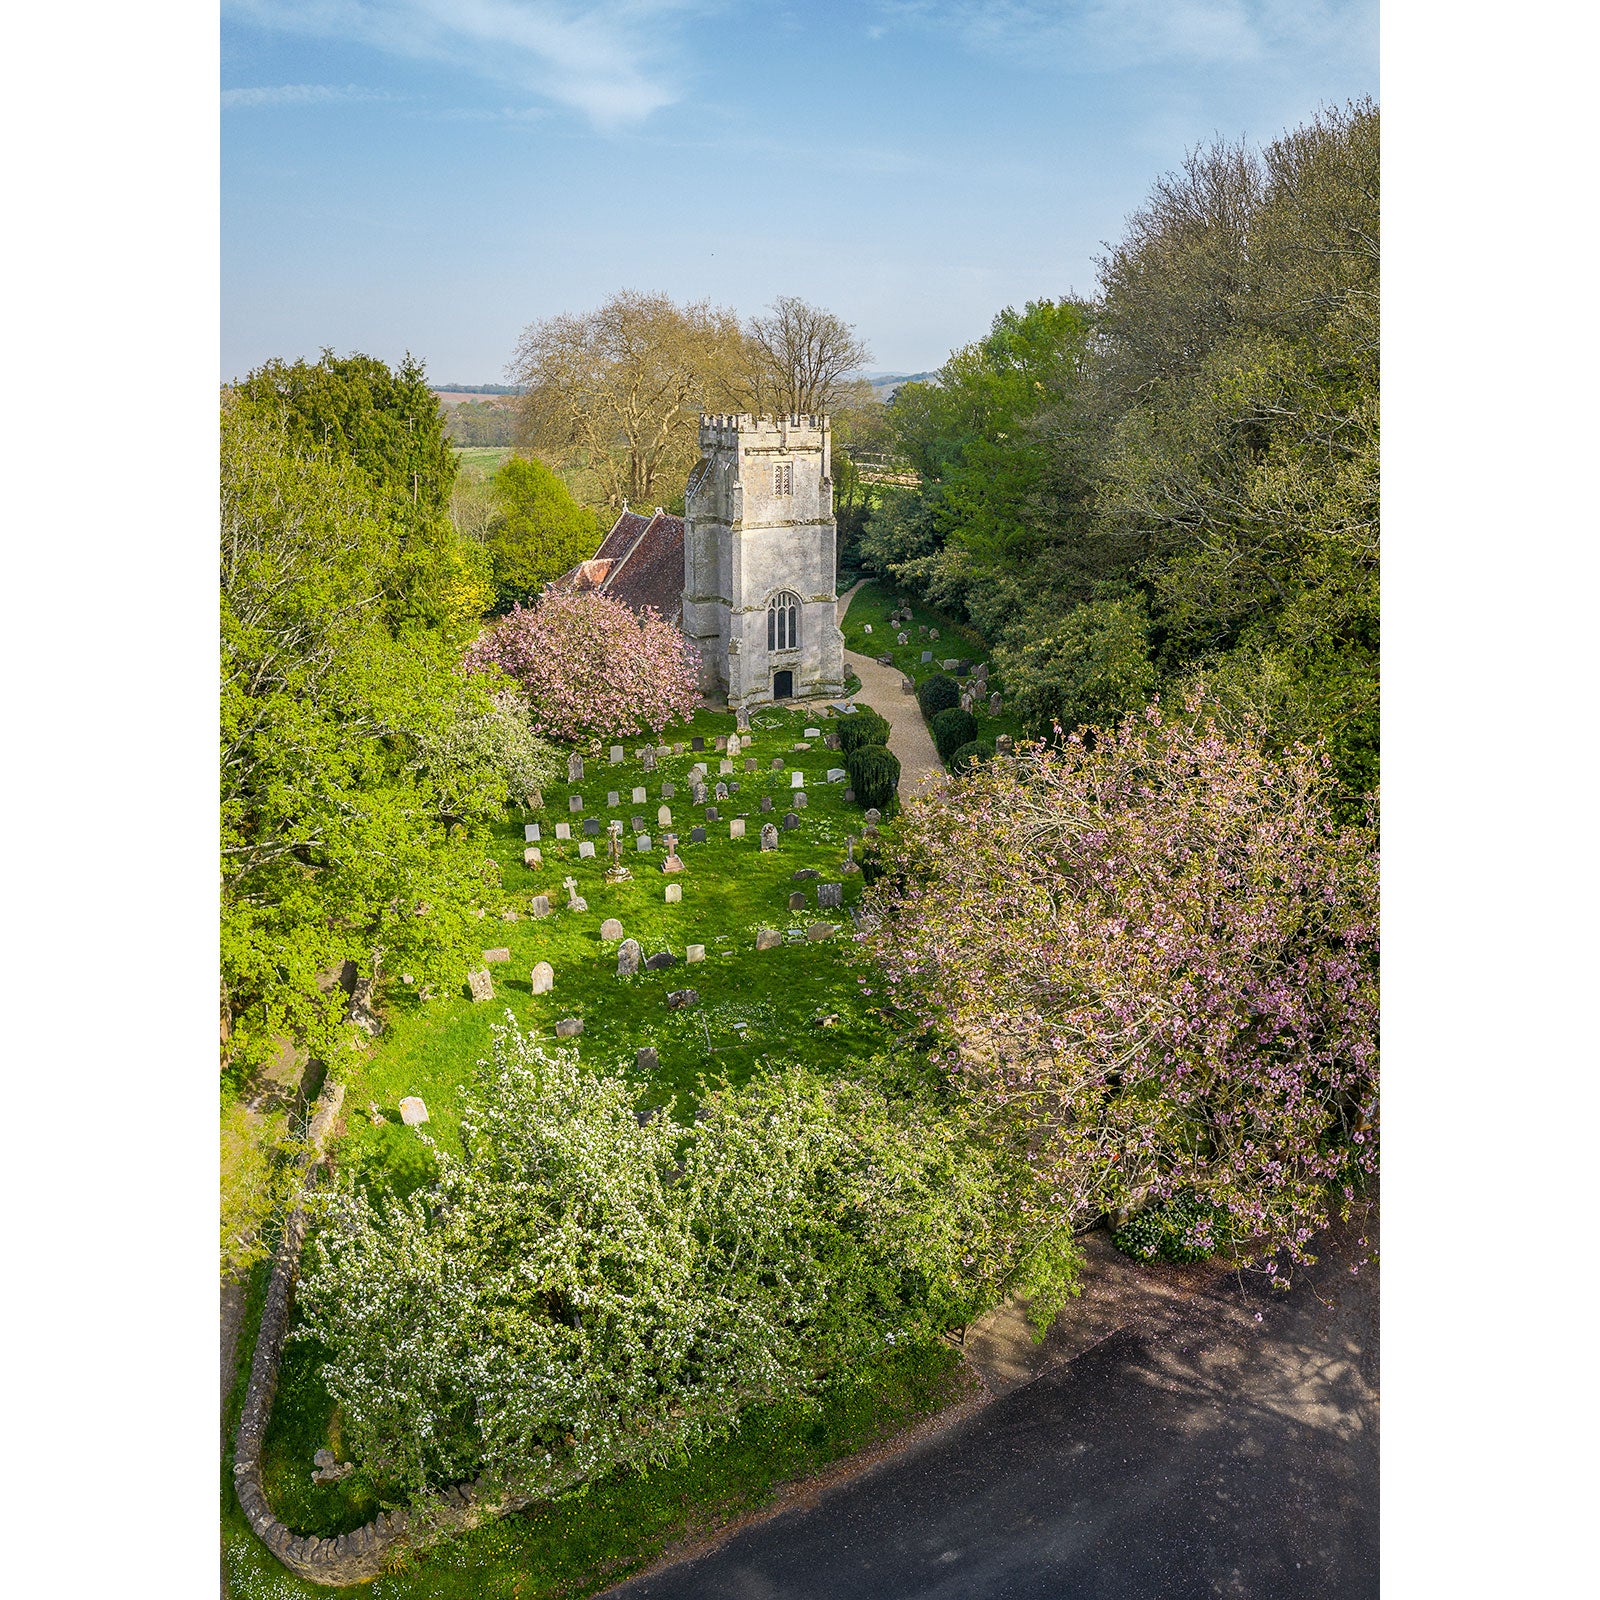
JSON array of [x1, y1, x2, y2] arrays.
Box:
[[768, 590, 800, 652]]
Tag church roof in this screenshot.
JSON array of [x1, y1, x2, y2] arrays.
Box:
[[593, 509, 651, 564], [550, 505, 682, 623]]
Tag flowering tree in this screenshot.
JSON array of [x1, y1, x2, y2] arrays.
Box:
[[859, 690, 1378, 1273], [464, 590, 699, 743]]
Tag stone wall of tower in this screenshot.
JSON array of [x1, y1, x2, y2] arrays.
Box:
[[682, 413, 845, 707]]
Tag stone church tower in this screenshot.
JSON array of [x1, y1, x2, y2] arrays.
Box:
[[682, 413, 845, 707]]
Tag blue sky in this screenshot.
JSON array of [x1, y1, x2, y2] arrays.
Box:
[[221, 0, 1378, 383]]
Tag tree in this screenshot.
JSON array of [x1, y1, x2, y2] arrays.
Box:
[[465, 589, 700, 742], [510, 290, 745, 513], [232, 349, 459, 515], [744, 295, 872, 415], [860, 691, 1378, 1273], [484, 456, 601, 612]]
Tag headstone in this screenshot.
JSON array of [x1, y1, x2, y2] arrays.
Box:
[[804, 727, 821, 738], [863, 623, 872, 634], [467, 969, 494, 1002], [584, 818, 601, 836], [789, 891, 806, 910], [692, 761, 708, 778], [530, 961, 554, 994], [727, 734, 741, 757], [996, 734, 1014, 756], [745, 756, 758, 772], [794, 792, 807, 810], [610, 745, 624, 764], [961, 694, 974, 713], [662, 836, 685, 872], [632, 787, 647, 803], [736, 705, 751, 731], [691, 735, 705, 751], [791, 771, 804, 788], [897, 632, 908, 645], [578, 841, 595, 858], [942, 659, 960, 671], [525, 790, 543, 810], [667, 988, 699, 1009], [483, 946, 511, 963], [771, 758, 785, 771], [569, 794, 584, 814], [636, 1046, 658, 1072], [729, 818, 745, 838], [568, 752, 584, 783], [806, 923, 838, 941], [600, 918, 624, 941], [524, 823, 541, 842], [398, 1096, 429, 1126], [685, 944, 705, 963], [555, 1017, 583, 1038], [865, 808, 882, 825], [658, 805, 673, 827], [715, 734, 728, 750], [843, 789, 856, 803], [690, 825, 707, 843], [645, 951, 677, 971], [616, 938, 642, 976], [637, 833, 652, 852], [691, 783, 707, 805], [531, 894, 551, 918], [761, 795, 773, 812], [662, 781, 676, 799], [783, 812, 800, 830], [564, 875, 586, 912], [760, 822, 779, 851], [642, 747, 656, 772], [607, 790, 620, 807], [990, 693, 1002, 715], [818, 882, 843, 909], [755, 929, 782, 950], [918, 624, 928, 636], [665, 883, 682, 903], [729, 781, 740, 793], [523, 847, 542, 868], [719, 758, 733, 775], [827, 768, 848, 783], [921, 650, 933, 663], [930, 628, 940, 640], [555, 822, 571, 840], [632, 816, 646, 832]]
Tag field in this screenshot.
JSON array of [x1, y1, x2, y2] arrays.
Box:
[[222, 698, 975, 1598], [452, 445, 514, 476]]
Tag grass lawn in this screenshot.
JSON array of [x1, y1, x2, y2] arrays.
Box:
[[840, 581, 1027, 748], [225, 699, 965, 1596], [452, 446, 513, 477]]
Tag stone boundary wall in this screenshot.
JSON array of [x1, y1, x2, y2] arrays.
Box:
[[230, 1080, 581, 1585]]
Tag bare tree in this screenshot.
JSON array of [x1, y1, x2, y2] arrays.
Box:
[[744, 296, 872, 416], [509, 290, 745, 512]]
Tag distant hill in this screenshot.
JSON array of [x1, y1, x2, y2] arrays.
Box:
[[860, 371, 938, 400]]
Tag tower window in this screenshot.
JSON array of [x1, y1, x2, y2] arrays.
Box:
[[768, 590, 800, 652], [773, 461, 793, 496]]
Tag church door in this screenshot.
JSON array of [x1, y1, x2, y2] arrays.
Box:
[[773, 669, 794, 700]]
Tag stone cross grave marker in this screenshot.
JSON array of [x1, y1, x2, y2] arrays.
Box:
[[564, 876, 587, 912]]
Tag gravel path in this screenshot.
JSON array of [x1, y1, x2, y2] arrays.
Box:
[[836, 581, 946, 796]]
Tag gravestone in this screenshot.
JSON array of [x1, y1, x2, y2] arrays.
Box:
[[761, 795, 773, 812], [483, 947, 511, 963], [686, 943, 705, 963], [524, 823, 541, 842], [616, 938, 641, 976], [642, 747, 656, 772], [921, 650, 933, 663], [661, 781, 676, 799], [632, 786, 647, 803], [918, 625, 927, 636], [523, 847, 542, 868], [578, 841, 595, 858], [818, 882, 843, 910], [794, 792, 807, 810], [843, 789, 856, 802], [690, 825, 707, 843], [990, 693, 1002, 715], [792, 866, 821, 880], [791, 771, 805, 788], [555, 822, 571, 840], [719, 759, 733, 775], [930, 628, 940, 640], [662, 837, 685, 872], [771, 758, 785, 771], [692, 735, 705, 751], [807, 923, 838, 941], [467, 969, 494, 1002], [569, 794, 584, 814], [827, 768, 847, 782], [942, 659, 960, 671], [711, 781, 726, 800], [637, 833, 652, 852], [961, 694, 974, 713], [745, 757, 758, 772], [956, 661, 970, 678], [804, 726, 820, 738], [525, 790, 543, 810], [692, 761, 708, 778], [879, 654, 894, 666], [755, 929, 781, 950], [399, 1096, 429, 1126], [760, 822, 779, 851], [610, 745, 624, 764], [531, 894, 551, 918], [632, 816, 645, 832], [788, 891, 806, 910], [736, 705, 750, 731], [645, 951, 676, 971], [713, 734, 726, 751], [783, 812, 800, 830], [996, 734, 1014, 756], [530, 961, 554, 994], [658, 805, 672, 826], [568, 752, 584, 782], [705, 805, 719, 822], [729, 781, 740, 793], [863, 623, 873, 634], [607, 791, 620, 807], [865, 808, 882, 825], [636, 1046, 658, 1072], [667, 988, 699, 1009], [729, 818, 745, 838], [584, 818, 601, 836], [727, 733, 741, 757], [897, 633, 908, 645], [665, 883, 682, 903], [600, 918, 624, 941], [555, 1017, 583, 1038]]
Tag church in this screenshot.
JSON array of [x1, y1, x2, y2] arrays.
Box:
[[559, 412, 846, 709]]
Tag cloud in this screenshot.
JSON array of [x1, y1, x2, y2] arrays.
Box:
[[221, 82, 397, 108], [225, 0, 703, 128], [873, 0, 1375, 74]]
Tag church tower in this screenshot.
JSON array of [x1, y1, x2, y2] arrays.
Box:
[[682, 413, 845, 707]]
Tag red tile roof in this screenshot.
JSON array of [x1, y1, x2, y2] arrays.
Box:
[[602, 511, 684, 622], [594, 509, 651, 565]]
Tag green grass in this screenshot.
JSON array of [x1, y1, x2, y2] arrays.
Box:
[[453, 446, 513, 477], [226, 699, 961, 1593], [840, 582, 1026, 747]]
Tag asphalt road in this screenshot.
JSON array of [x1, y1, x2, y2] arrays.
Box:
[[610, 1215, 1378, 1600]]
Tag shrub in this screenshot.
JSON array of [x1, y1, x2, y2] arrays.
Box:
[[949, 738, 995, 775], [917, 674, 959, 719], [838, 706, 891, 755], [1114, 1193, 1228, 1264], [928, 706, 978, 762], [845, 744, 901, 812]]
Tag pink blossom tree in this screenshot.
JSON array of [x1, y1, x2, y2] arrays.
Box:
[[859, 690, 1378, 1273], [464, 591, 700, 743]]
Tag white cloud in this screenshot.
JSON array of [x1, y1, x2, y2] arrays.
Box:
[[225, 0, 703, 128], [221, 82, 396, 108]]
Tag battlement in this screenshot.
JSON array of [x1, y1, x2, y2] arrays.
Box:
[[698, 413, 829, 451]]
